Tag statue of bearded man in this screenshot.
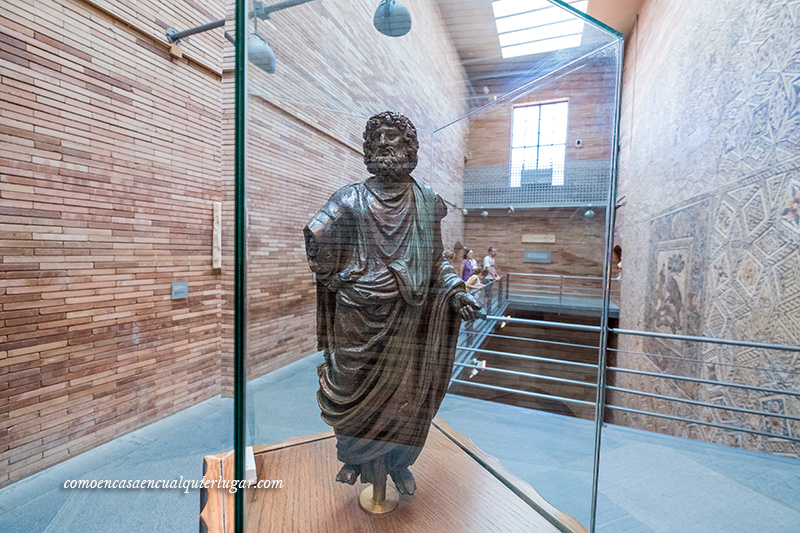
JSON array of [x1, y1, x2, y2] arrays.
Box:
[[304, 111, 481, 496]]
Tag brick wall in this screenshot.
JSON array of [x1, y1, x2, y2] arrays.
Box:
[[459, 59, 616, 284], [1, 0, 469, 486], [462, 209, 607, 279], [232, 0, 470, 378], [465, 61, 616, 168], [0, 0, 227, 486]]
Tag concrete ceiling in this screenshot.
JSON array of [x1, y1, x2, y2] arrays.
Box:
[[436, 0, 645, 105]]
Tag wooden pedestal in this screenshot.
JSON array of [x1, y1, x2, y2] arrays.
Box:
[[200, 418, 587, 533]]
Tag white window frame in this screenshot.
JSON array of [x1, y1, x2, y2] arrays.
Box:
[[509, 100, 568, 187]]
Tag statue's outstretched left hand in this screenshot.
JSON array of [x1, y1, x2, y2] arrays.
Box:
[[451, 291, 482, 322]]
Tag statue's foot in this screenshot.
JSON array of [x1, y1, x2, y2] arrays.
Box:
[[335, 464, 360, 485], [390, 467, 416, 495]]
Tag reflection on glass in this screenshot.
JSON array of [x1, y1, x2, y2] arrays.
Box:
[[303, 111, 483, 511], [511, 101, 570, 187], [493, 0, 588, 36], [240, 0, 621, 530], [3, 0, 796, 531]]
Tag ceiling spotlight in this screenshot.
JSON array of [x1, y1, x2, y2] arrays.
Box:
[[507, 206, 515, 215], [248, 32, 275, 74], [374, 0, 412, 37], [584, 209, 595, 218], [461, 208, 469, 216], [165, 0, 314, 75], [481, 210, 489, 217]]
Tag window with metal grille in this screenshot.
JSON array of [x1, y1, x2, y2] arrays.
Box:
[[510, 101, 568, 187]]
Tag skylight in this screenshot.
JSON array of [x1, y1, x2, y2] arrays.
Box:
[[492, 0, 588, 59]]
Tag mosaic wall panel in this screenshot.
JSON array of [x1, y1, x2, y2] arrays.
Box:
[[615, 0, 800, 456]]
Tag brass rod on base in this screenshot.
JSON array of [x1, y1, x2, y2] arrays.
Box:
[[373, 461, 387, 503], [359, 483, 399, 514], [359, 462, 399, 514]]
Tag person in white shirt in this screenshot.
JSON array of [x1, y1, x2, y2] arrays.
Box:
[[483, 247, 500, 281]]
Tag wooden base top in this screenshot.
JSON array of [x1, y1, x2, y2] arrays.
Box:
[[242, 419, 586, 533]]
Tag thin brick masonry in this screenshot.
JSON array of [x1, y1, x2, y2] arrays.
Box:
[[0, 0, 469, 489]]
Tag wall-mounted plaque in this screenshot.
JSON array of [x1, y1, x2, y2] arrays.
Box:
[[523, 250, 552, 264], [522, 234, 556, 244]]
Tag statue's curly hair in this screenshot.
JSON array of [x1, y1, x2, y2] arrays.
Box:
[[363, 111, 419, 157]]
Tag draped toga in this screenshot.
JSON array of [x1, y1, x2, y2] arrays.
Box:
[[303, 175, 464, 476]]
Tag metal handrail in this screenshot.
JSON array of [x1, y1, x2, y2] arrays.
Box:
[[510, 272, 621, 281], [607, 365, 800, 397], [459, 345, 598, 369], [453, 313, 800, 447], [451, 366, 800, 442], [455, 362, 598, 388], [452, 372, 800, 443], [485, 314, 602, 332], [509, 284, 618, 292], [451, 379, 597, 408], [511, 284, 618, 292], [607, 404, 800, 444], [608, 385, 800, 422], [506, 274, 621, 305], [462, 330, 598, 351], [609, 346, 800, 376], [512, 288, 611, 298], [512, 285, 607, 293], [483, 314, 800, 354], [612, 327, 800, 353]]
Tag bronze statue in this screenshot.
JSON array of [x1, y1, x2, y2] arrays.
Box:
[[304, 111, 481, 504]]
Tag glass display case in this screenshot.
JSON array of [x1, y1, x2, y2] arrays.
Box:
[[234, 0, 622, 530], [1, 0, 798, 532]]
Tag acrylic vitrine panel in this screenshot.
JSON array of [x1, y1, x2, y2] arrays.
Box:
[[429, 41, 622, 529], [238, 0, 622, 530], [0, 0, 233, 531]]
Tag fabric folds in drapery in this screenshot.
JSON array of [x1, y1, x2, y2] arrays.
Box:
[[304, 176, 463, 474]]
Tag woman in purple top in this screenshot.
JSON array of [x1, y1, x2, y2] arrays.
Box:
[[459, 249, 474, 281]]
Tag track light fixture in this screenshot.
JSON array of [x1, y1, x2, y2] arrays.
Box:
[[246, 12, 276, 74], [166, 0, 413, 74], [165, 0, 314, 74], [247, 30, 276, 74], [373, 0, 412, 37]]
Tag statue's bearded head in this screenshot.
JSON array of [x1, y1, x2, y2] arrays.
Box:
[[363, 111, 419, 180]]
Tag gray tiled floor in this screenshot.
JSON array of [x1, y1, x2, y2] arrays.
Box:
[[1, 354, 798, 532]]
